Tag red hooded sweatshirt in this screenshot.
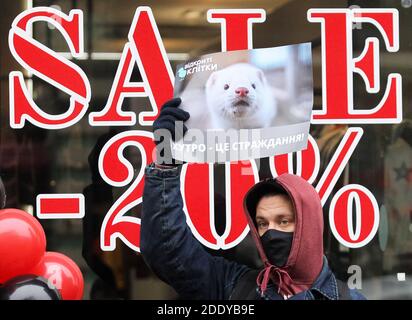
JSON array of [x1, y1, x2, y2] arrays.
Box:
[[243, 173, 324, 298]]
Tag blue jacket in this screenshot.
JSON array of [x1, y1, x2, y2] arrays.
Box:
[[141, 164, 366, 300]]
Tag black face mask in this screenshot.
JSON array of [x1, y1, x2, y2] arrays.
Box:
[[260, 229, 293, 267]]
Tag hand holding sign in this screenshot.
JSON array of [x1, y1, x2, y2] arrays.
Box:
[[153, 97, 190, 166]]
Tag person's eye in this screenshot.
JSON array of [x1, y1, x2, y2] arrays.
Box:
[[224, 84, 230, 90], [280, 220, 289, 226], [252, 83, 256, 89], [257, 222, 267, 228]]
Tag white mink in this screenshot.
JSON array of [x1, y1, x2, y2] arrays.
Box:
[[205, 63, 277, 130]]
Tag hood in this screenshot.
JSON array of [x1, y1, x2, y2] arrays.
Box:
[[243, 173, 324, 297]]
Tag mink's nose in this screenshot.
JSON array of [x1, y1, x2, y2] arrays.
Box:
[[235, 87, 249, 97]]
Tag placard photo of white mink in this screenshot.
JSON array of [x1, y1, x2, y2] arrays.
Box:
[[173, 43, 314, 163], [205, 63, 276, 130]]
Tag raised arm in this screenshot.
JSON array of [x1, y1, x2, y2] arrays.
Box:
[[140, 98, 249, 299], [141, 163, 249, 299]]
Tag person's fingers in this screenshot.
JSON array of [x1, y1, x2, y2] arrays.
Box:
[[154, 115, 179, 128], [154, 120, 188, 142], [159, 107, 190, 121], [153, 112, 174, 129], [153, 96, 189, 143], [161, 97, 182, 110], [155, 115, 187, 129], [153, 120, 175, 135], [154, 118, 178, 137]]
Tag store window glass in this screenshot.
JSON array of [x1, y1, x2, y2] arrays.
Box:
[[0, 0, 411, 299]]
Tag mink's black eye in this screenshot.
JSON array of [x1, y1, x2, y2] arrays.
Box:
[[252, 83, 256, 89], [224, 84, 229, 90]]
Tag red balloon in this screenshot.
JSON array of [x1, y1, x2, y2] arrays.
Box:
[[30, 252, 84, 300], [0, 209, 46, 283]]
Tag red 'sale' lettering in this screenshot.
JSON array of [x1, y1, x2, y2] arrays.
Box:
[[9, 7, 90, 129], [89, 7, 174, 126], [207, 9, 266, 51], [329, 185, 380, 248], [308, 9, 402, 124]]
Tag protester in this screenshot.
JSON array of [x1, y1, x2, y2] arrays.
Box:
[[140, 98, 365, 300]]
